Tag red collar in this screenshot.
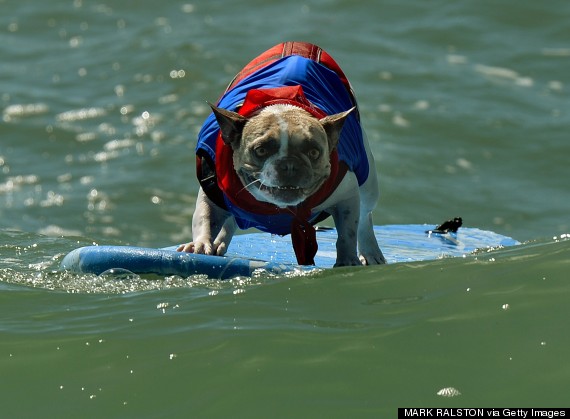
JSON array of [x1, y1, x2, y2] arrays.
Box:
[[236, 85, 327, 119], [215, 86, 347, 265]]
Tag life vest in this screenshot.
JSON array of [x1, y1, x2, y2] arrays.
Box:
[[195, 42, 370, 265]]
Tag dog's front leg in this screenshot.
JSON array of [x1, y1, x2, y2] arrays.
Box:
[[357, 211, 386, 265], [177, 187, 236, 256], [330, 197, 362, 267], [356, 171, 386, 265]]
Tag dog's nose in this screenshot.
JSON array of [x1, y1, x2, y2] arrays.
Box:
[[277, 158, 298, 176]]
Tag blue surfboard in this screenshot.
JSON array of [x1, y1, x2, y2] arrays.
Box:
[[59, 224, 519, 280]]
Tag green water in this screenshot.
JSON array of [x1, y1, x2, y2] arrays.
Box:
[[1, 0, 569, 416]]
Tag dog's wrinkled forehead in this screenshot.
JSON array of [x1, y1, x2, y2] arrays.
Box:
[[242, 104, 325, 144]]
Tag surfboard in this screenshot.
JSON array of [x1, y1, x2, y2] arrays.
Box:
[[59, 224, 519, 280]]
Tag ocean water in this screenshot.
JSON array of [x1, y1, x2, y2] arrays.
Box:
[[1, 0, 569, 416]]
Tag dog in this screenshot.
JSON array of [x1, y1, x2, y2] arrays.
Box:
[[178, 42, 385, 267]]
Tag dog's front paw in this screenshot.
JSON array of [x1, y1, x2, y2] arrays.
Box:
[[334, 250, 386, 267], [333, 255, 363, 268], [177, 240, 214, 255], [359, 251, 387, 265]]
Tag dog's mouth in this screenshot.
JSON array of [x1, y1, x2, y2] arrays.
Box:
[[258, 184, 307, 207], [260, 183, 304, 198], [239, 171, 310, 206]]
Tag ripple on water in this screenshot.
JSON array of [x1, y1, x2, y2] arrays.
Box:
[[3, 103, 49, 121]]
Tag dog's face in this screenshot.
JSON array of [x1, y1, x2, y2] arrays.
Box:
[[211, 104, 352, 207]]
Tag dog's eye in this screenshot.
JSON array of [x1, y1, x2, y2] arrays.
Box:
[[255, 146, 268, 157], [307, 148, 320, 160]]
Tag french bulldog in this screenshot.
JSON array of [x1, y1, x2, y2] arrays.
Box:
[[178, 43, 386, 267]]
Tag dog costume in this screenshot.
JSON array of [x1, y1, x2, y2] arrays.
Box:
[[195, 42, 371, 264]]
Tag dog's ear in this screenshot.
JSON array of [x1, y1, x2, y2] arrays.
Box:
[[320, 107, 355, 151], [209, 103, 248, 148]]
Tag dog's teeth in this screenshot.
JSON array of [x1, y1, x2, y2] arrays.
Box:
[[259, 185, 301, 192]]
